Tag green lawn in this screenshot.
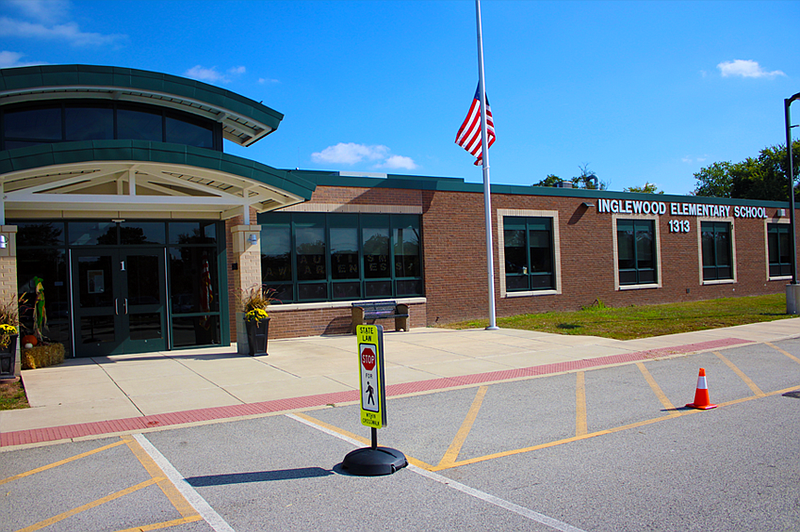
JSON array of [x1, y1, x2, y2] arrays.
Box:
[[440, 294, 796, 340]]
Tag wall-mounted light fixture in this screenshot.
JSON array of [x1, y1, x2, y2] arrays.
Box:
[[248, 234, 258, 245], [581, 202, 595, 208], [0, 235, 6, 249]]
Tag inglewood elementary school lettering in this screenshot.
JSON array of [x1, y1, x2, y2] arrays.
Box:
[[1, 64, 798, 372]]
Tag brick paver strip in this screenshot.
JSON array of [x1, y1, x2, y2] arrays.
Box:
[[0, 337, 750, 447]]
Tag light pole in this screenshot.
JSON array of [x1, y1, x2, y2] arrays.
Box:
[[785, 92, 800, 313]]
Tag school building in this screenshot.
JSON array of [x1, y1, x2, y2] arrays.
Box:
[[1, 64, 796, 363]]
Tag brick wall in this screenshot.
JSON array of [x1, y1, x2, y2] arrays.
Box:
[[256, 184, 797, 337]]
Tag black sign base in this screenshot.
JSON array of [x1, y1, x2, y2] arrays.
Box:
[[342, 446, 408, 476]]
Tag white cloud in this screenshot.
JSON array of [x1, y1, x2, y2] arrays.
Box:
[[717, 59, 785, 79], [228, 66, 246, 75], [4, 0, 69, 24], [0, 14, 125, 47], [184, 65, 229, 83], [312, 143, 388, 164], [379, 155, 418, 170], [312, 143, 418, 170], [0, 50, 45, 68], [258, 78, 280, 84]]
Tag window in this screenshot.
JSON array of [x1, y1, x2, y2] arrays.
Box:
[[701, 221, 733, 281], [1, 101, 220, 150], [617, 219, 657, 285], [259, 213, 423, 303], [768, 223, 791, 278], [504, 217, 555, 291]]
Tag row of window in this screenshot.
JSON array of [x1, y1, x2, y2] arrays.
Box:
[[259, 213, 423, 303], [504, 216, 792, 293], [1, 100, 221, 151]]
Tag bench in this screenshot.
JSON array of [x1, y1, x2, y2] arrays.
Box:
[[351, 301, 409, 333]]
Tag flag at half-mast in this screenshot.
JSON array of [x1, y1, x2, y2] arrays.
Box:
[[455, 84, 495, 165]]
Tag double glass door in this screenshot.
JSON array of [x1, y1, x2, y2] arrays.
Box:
[[72, 248, 167, 356]]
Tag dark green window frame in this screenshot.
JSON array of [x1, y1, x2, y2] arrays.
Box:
[[259, 212, 423, 303], [768, 223, 791, 278], [1, 100, 222, 151], [701, 221, 733, 281], [617, 219, 657, 286], [504, 216, 555, 292]]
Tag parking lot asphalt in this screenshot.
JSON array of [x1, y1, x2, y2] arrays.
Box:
[[1, 325, 799, 531], [1, 319, 798, 447]]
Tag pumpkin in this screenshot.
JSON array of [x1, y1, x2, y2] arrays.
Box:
[[22, 334, 37, 347]]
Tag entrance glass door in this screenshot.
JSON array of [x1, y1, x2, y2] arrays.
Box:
[[71, 248, 167, 356]]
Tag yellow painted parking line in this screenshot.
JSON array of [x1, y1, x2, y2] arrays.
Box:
[[636, 362, 679, 415], [437, 385, 488, 468], [123, 436, 198, 519], [575, 372, 587, 436], [15, 477, 161, 532], [291, 412, 434, 470], [432, 383, 800, 471], [766, 342, 800, 364], [714, 351, 765, 397], [112, 515, 203, 532], [0, 440, 127, 486]]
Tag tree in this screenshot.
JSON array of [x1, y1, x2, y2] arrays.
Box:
[[693, 140, 800, 200], [624, 182, 663, 194], [532, 174, 561, 187], [571, 164, 608, 190]]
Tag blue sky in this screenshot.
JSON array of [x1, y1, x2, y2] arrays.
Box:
[[1, 0, 798, 195]]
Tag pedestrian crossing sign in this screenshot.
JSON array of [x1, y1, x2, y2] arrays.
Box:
[[357, 324, 387, 428]]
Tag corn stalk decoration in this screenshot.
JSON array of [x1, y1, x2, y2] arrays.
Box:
[[32, 276, 47, 341]]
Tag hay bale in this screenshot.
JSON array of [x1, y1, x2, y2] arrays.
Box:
[[22, 343, 65, 370]]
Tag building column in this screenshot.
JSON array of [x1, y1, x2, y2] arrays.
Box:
[[230, 224, 261, 354], [0, 226, 19, 376]]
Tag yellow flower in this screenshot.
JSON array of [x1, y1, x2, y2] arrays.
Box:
[[245, 308, 269, 323]]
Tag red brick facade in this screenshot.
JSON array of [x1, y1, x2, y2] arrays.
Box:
[[246, 176, 797, 339]]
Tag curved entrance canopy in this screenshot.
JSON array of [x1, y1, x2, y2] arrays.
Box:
[[0, 140, 316, 222]]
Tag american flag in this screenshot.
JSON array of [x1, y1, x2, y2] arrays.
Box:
[[455, 84, 495, 165]]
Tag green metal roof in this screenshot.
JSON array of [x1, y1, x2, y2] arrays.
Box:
[[0, 64, 284, 147]]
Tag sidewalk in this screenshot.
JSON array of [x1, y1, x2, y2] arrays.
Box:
[[2, 319, 798, 447]]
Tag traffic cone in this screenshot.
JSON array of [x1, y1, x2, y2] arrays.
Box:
[[686, 368, 718, 410]]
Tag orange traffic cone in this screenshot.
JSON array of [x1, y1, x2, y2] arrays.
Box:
[[686, 368, 718, 410]]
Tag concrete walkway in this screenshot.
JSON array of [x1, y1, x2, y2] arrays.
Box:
[[1, 319, 799, 446]]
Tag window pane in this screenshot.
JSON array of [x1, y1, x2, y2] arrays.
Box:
[[393, 215, 421, 278], [65, 106, 113, 141], [330, 216, 359, 280], [262, 220, 292, 285], [635, 223, 654, 270], [506, 275, 528, 291], [298, 283, 327, 301], [172, 316, 220, 347], [169, 247, 219, 314], [120, 222, 165, 245], [715, 227, 730, 267], [118, 107, 162, 141], [5, 107, 61, 140], [17, 222, 65, 247], [69, 222, 117, 246], [701, 224, 715, 268], [169, 222, 217, 244], [362, 218, 390, 279], [529, 228, 552, 273], [617, 224, 635, 270], [504, 229, 526, 274], [396, 279, 423, 296], [166, 116, 213, 148], [332, 282, 360, 299], [295, 217, 326, 281], [365, 280, 392, 298]]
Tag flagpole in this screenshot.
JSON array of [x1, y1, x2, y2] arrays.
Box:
[[475, 0, 498, 330]]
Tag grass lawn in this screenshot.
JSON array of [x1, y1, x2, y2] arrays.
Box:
[[0, 379, 28, 410], [441, 294, 796, 341]]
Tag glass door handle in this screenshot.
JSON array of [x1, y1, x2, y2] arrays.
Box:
[[123, 298, 128, 315], [115, 298, 119, 316]]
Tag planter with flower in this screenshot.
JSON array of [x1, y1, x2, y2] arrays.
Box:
[[241, 285, 276, 356], [0, 297, 20, 379]]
